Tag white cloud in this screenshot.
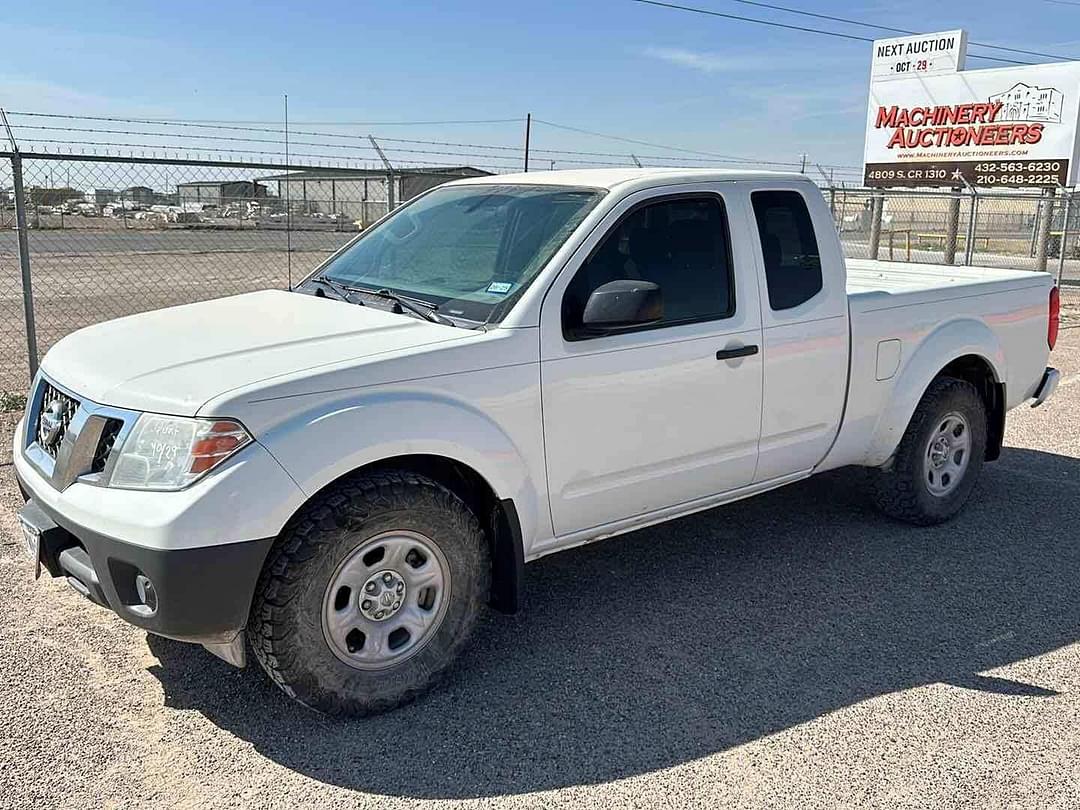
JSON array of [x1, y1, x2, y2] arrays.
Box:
[[641, 46, 762, 73]]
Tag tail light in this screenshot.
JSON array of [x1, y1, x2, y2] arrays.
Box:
[[1049, 286, 1060, 351]]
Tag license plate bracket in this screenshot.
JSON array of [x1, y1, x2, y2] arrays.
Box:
[[17, 513, 42, 580]]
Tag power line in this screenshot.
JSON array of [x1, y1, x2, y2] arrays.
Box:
[[7, 113, 523, 127], [716, 0, 1079, 61], [630, 0, 1034, 65], [533, 118, 861, 169]]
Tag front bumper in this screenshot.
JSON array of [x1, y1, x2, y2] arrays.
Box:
[[13, 413, 305, 658], [17, 492, 272, 648]]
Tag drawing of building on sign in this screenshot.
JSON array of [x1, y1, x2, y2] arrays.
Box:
[[988, 83, 1063, 123]]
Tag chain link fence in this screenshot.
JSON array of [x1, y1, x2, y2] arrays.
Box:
[[830, 186, 1079, 274], [2, 150, 1076, 398], [0, 151, 490, 396]]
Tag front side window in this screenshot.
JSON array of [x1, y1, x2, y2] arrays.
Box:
[[562, 196, 734, 336], [317, 184, 603, 323], [751, 190, 823, 311]]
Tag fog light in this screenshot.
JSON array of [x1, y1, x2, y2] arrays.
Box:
[[134, 573, 158, 616]]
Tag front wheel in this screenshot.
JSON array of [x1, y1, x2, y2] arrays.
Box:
[[249, 470, 489, 716], [870, 377, 987, 526]]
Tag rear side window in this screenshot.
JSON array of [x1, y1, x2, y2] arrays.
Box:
[[751, 190, 823, 311]]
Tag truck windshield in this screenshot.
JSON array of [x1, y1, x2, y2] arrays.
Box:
[[313, 184, 604, 324]]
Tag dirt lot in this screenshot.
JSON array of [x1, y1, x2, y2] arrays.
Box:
[[1, 331, 1078, 808], [0, 230, 353, 392]]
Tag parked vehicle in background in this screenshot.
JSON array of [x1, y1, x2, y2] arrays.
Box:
[[13, 169, 1060, 716]]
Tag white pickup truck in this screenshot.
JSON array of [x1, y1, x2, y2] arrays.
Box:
[[14, 169, 1060, 715]]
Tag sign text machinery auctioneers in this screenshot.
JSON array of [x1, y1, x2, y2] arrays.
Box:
[[863, 31, 1080, 188]]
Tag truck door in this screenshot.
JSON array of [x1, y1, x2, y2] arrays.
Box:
[[745, 185, 849, 481], [539, 188, 763, 537]]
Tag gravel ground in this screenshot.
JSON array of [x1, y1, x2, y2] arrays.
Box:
[[2, 331, 1079, 809]]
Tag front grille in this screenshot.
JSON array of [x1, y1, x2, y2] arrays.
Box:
[[36, 382, 80, 458], [91, 418, 123, 473]]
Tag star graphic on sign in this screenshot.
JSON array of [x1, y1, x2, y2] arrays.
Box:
[[951, 169, 964, 180]]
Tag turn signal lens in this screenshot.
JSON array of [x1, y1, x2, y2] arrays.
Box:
[[1049, 286, 1060, 351], [107, 415, 252, 491]]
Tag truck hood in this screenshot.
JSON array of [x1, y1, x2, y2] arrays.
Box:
[[41, 290, 473, 415]]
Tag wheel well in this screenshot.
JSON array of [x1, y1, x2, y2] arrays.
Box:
[[937, 355, 1005, 461], [307, 455, 524, 614]]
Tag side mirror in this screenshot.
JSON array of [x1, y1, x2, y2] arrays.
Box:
[[581, 279, 663, 333]]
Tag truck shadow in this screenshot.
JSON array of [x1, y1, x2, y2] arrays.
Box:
[[146, 446, 1080, 799]]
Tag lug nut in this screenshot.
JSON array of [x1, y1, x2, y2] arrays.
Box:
[[396, 582, 404, 593], [374, 610, 385, 619], [362, 599, 372, 611], [382, 573, 393, 584], [365, 582, 377, 593]]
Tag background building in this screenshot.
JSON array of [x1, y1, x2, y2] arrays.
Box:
[[257, 166, 491, 224], [176, 180, 269, 208], [122, 186, 156, 207]]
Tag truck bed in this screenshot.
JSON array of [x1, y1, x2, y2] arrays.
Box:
[[831, 256, 1053, 472], [845, 259, 1047, 307]]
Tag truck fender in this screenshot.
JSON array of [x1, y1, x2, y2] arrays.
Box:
[[257, 390, 545, 553], [865, 318, 1005, 467]]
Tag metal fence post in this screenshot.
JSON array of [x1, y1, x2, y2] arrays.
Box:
[[868, 194, 884, 259], [369, 136, 395, 213], [1058, 190, 1072, 287], [10, 152, 39, 380], [964, 189, 978, 266], [1035, 187, 1055, 272], [944, 189, 961, 265]]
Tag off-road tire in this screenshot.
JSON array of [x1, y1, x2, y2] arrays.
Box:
[[870, 377, 987, 526], [249, 470, 489, 716]]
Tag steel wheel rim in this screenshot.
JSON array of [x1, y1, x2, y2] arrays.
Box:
[[924, 411, 971, 497], [321, 530, 451, 671]]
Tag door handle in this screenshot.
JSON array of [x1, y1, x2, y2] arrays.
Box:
[[716, 344, 759, 360]]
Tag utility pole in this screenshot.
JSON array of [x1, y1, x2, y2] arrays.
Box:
[[523, 113, 532, 172]]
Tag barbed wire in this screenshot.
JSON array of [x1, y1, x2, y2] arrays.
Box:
[[5, 110, 863, 172]]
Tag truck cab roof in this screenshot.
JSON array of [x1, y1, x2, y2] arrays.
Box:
[[449, 167, 814, 192]]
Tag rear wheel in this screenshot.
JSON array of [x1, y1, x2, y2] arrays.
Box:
[[870, 377, 987, 526], [249, 470, 489, 716]]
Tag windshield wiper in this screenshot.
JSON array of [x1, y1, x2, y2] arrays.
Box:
[[355, 287, 457, 327], [307, 275, 362, 304]]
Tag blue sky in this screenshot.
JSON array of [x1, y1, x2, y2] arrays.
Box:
[[4, 0, 1080, 181]]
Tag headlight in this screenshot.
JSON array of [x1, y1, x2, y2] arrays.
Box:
[[106, 414, 252, 491]]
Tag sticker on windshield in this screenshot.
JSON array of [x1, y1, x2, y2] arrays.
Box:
[[486, 282, 513, 294]]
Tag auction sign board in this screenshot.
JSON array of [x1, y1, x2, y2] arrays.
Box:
[[863, 33, 1080, 188]]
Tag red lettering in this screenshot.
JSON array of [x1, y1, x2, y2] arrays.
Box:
[[876, 107, 898, 128]]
